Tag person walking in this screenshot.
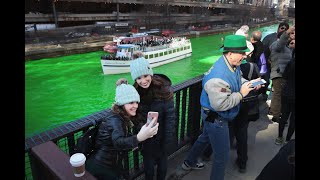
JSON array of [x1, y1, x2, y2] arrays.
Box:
[[181, 35, 261, 180], [86, 79, 159, 180], [129, 57, 176, 180]]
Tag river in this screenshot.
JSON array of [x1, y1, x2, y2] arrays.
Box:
[[25, 24, 279, 138]]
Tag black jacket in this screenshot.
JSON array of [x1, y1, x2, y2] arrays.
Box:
[[282, 56, 295, 103], [256, 139, 295, 180], [89, 109, 139, 168], [138, 74, 176, 156], [251, 41, 265, 65]]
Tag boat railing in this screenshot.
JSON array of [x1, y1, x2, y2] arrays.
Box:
[[25, 75, 204, 180]]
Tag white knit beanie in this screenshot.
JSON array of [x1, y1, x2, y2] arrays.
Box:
[[130, 57, 153, 81], [115, 83, 140, 106]]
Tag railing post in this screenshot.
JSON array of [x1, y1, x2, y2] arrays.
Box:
[[188, 82, 202, 143]]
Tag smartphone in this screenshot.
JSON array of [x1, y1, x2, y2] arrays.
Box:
[[147, 111, 158, 127], [251, 79, 266, 88]]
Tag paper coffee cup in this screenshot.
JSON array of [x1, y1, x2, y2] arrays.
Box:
[[70, 153, 86, 177]]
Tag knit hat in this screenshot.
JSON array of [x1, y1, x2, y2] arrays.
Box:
[[130, 57, 153, 81], [115, 81, 140, 106], [220, 35, 250, 53]]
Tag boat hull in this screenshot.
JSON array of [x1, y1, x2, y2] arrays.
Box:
[[101, 43, 192, 75]]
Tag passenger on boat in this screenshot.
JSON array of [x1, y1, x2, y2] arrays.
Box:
[[86, 79, 159, 180], [130, 57, 177, 180]]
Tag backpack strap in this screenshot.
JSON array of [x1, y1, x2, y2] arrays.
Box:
[[253, 63, 261, 77], [248, 63, 254, 80]]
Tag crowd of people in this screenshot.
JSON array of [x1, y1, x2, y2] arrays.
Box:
[[83, 21, 295, 180], [180, 22, 295, 180]]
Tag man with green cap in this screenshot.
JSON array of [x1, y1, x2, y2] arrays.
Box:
[[181, 35, 262, 180]]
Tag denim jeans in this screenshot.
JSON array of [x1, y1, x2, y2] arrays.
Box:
[[185, 112, 230, 180]]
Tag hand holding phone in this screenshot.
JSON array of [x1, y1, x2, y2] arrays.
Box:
[[250, 79, 266, 88], [147, 111, 158, 127]]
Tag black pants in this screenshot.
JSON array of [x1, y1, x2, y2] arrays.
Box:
[[278, 95, 295, 141], [86, 157, 120, 180], [143, 153, 168, 180], [228, 103, 249, 168]]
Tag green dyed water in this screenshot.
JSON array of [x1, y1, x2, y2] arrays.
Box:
[[25, 24, 278, 138]]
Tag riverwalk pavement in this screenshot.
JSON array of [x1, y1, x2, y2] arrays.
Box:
[[165, 94, 295, 180]]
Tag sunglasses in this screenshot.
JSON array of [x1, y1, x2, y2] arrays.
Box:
[[280, 27, 287, 30]]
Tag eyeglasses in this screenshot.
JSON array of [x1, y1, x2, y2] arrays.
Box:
[[289, 42, 295, 45]]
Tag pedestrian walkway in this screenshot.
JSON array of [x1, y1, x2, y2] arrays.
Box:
[[166, 95, 295, 180]]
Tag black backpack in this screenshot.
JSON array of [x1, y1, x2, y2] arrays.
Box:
[[243, 62, 261, 122], [75, 122, 101, 157]]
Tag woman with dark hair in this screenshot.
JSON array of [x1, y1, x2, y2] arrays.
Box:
[[86, 79, 159, 180], [130, 57, 176, 180]]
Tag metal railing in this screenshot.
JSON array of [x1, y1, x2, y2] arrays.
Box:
[[25, 74, 204, 180]]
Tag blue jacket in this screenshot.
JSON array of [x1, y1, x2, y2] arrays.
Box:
[[200, 55, 245, 120]]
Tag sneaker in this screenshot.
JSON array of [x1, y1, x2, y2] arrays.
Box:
[[181, 161, 204, 170], [235, 159, 246, 173], [275, 137, 284, 145]]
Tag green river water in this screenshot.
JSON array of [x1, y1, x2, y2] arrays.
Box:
[[25, 24, 278, 138]]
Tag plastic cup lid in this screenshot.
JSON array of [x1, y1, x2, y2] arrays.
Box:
[[70, 153, 86, 167]]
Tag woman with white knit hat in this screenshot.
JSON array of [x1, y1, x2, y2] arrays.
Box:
[[86, 79, 159, 180], [130, 57, 176, 180]]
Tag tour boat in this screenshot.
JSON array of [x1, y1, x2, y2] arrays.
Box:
[[100, 35, 192, 75]]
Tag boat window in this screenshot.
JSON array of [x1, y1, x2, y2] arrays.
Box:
[[149, 54, 154, 59], [159, 52, 163, 56], [145, 55, 148, 59], [180, 47, 183, 51], [155, 53, 158, 58], [177, 48, 180, 52], [169, 50, 172, 54], [187, 46, 190, 49], [164, 51, 168, 55], [184, 46, 187, 50], [173, 49, 176, 53]]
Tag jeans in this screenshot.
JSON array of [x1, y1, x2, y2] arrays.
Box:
[[185, 113, 230, 180]]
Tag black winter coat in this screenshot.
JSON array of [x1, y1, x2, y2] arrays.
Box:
[[282, 57, 295, 103], [138, 74, 176, 156], [88, 109, 139, 169], [251, 41, 265, 65]]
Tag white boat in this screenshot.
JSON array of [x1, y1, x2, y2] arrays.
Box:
[[100, 36, 192, 75]]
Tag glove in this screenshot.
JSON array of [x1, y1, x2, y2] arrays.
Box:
[[137, 119, 159, 142]]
